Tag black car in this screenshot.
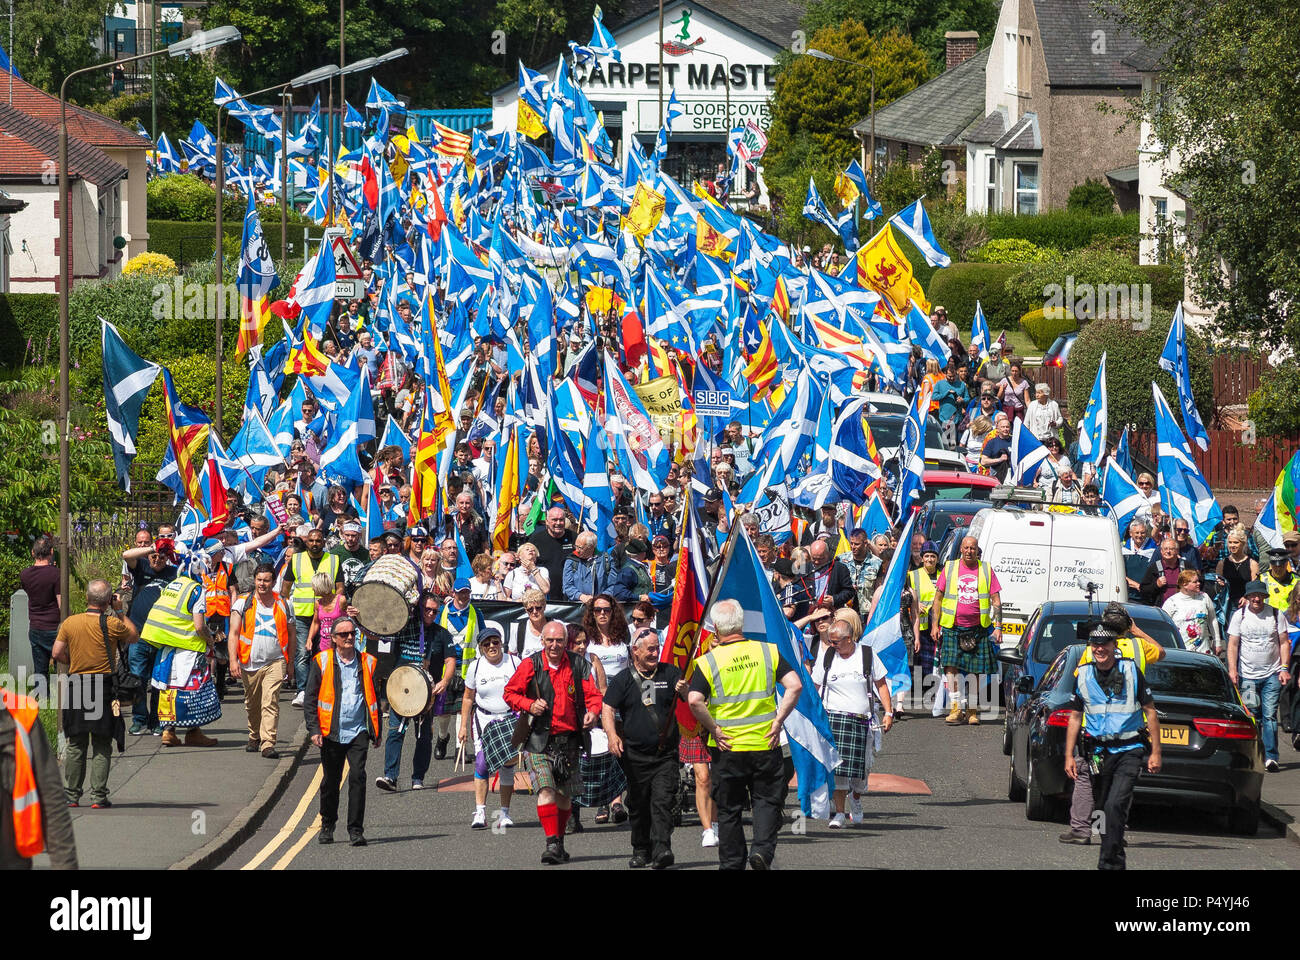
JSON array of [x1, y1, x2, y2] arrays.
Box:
[[997, 600, 1185, 754], [1005, 648, 1264, 834], [917, 499, 987, 547]]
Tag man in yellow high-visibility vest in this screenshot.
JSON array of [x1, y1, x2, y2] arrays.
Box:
[[687, 598, 803, 871], [930, 537, 1003, 725]]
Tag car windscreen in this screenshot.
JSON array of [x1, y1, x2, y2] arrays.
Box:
[[1143, 660, 1232, 700], [1033, 613, 1183, 665], [868, 418, 945, 451]]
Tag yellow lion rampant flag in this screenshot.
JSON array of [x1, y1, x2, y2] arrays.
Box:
[[517, 99, 547, 140], [855, 224, 928, 316], [623, 180, 666, 238]]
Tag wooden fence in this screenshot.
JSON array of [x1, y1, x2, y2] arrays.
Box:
[[1037, 353, 1269, 415], [1128, 428, 1292, 491]]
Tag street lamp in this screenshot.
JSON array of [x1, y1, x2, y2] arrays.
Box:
[[57, 24, 241, 608], [805, 48, 875, 186], [658, 44, 733, 189], [212, 62, 339, 428], [329, 48, 409, 225]]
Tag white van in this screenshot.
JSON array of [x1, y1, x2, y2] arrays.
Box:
[[964, 487, 1128, 647]]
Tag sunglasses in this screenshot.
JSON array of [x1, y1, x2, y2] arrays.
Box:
[[594, 606, 613, 614], [503, 561, 518, 568], [334, 630, 355, 638], [524, 605, 544, 613], [480, 639, 502, 648], [631, 615, 649, 623]]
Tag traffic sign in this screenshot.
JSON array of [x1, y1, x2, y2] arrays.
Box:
[[334, 279, 362, 299], [330, 234, 364, 299]]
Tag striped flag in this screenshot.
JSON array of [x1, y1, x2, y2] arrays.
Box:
[[161, 367, 211, 513], [283, 328, 331, 377], [429, 119, 472, 159], [408, 386, 444, 527], [740, 307, 779, 399], [101, 319, 161, 491], [235, 192, 277, 358], [660, 488, 708, 738]]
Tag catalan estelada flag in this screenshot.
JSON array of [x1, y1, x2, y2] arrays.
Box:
[[740, 307, 779, 400], [161, 367, 210, 513], [429, 119, 472, 159], [283, 328, 331, 377], [771, 274, 791, 322], [408, 386, 443, 527]]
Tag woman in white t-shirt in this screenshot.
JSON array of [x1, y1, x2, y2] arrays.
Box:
[[1162, 569, 1221, 655], [459, 627, 521, 829], [566, 623, 626, 833], [515, 588, 548, 658], [810, 618, 894, 828], [503, 543, 551, 599], [580, 601, 631, 823], [1227, 581, 1292, 770]]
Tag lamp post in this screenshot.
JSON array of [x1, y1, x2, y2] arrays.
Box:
[[329, 49, 409, 225], [806, 48, 875, 185], [659, 44, 732, 188], [58, 25, 241, 609]]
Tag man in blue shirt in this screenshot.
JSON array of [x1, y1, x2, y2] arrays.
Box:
[[931, 362, 970, 431]]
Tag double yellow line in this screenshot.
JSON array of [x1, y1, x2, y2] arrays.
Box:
[[240, 761, 342, 870]]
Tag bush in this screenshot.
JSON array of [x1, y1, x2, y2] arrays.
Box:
[[1003, 249, 1147, 318], [132, 353, 250, 473], [1143, 264, 1185, 310], [927, 263, 1034, 332], [983, 210, 1139, 251], [149, 219, 324, 271], [1019, 308, 1078, 350], [1249, 364, 1300, 443], [1067, 311, 1214, 431], [0, 294, 59, 367], [0, 545, 29, 649], [147, 174, 218, 222], [122, 252, 178, 277], [1067, 178, 1117, 216], [968, 238, 1059, 264]]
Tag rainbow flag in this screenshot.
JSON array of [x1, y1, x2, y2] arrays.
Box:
[[1273, 449, 1300, 535]]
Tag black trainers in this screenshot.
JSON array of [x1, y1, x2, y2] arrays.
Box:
[[319, 827, 334, 845], [651, 850, 675, 870], [1058, 832, 1091, 845], [748, 853, 769, 871], [566, 810, 583, 834], [349, 833, 367, 847], [541, 837, 564, 865], [628, 852, 649, 868], [434, 735, 450, 760]]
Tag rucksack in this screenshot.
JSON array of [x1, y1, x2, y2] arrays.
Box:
[[818, 643, 875, 705]]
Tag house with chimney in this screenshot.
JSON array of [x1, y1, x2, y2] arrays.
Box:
[[850, 32, 990, 196], [962, 0, 1142, 215]]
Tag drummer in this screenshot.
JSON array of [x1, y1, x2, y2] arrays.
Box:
[[432, 579, 483, 761], [374, 591, 455, 793]]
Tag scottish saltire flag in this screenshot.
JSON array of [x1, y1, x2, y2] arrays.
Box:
[[0, 41, 21, 78], [750, 367, 823, 494], [841, 159, 882, 219], [707, 526, 839, 818], [665, 88, 684, 127], [343, 102, 365, 130], [236, 192, 278, 357], [546, 382, 588, 522], [380, 406, 412, 463], [802, 177, 838, 233], [1256, 489, 1283, 549], [101, 319, 161, 491], [580, 410, 616, 550], [904, 299, 951, 366], [1076, 351, 1108, 466], [227, 412, 281, 496], [834, 201, 859, 253], [293, 244, 337, 339], [317, 372, 372, 487], [602, 352, 670, 492], [1159, 305, 1210, 452], [971, 301, 990, 360], [897, 381, 930, 505], [154, 132, 182, 174], [1101, 459, 1148, 534], [1113, 425, 1133, 478], [1153, 382, 1222, 544], [829, 396, 882, 504], [859, 492, 892, 538], [569, 6, 621, 63], [863, 508, 919, 696], [1010, 418, 1050, 486], [790, 468, 839, 510], [365, 77, 404, 113], [890, 199, 951, 268]]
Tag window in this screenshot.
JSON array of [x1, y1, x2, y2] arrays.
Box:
[[1014, 161, 1038, 215], [986, 155, 998, 212], [1153, 197, 1170, 264], [1004, 32, 1018, 92]]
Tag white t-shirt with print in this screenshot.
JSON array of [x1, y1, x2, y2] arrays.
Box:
[[465, 654, 520, 717], [811, 643, 888, 716], [1228, 607, 1289, 680]]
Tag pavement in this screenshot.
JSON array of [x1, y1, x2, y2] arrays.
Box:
[[37, 682, 307, 871], [36, 683, 1300, 869]]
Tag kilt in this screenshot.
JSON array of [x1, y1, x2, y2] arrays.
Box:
[[525, 733, 583, 795], [940, 625, 998, 675], [478, 714, 520, 776], [575, 749, 628, 808], [678, 734, 711, 764], [828, 710, 874, 782]]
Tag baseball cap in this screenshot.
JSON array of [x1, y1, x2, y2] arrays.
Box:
[[342, 521, 362, 533], [453, 577, 472, 592], [989, 343, 1002, 353], [613, 505, 633, 518], [652, 534, 670, 547], [773, 558, 794, 578], [1283, 531, 1300, 546], [1243, 580, 1270, 598], [704, 488, 723, 504], [408, 525, 429, 539]]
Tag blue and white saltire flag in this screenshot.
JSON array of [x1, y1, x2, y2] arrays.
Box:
[[295, 244, 337, 339], [802, 177, 839, 233], [244, 337, 287, 424], [101, 318, 162, 491], [1113, 425, 1133, 478], [156, 447, 184, 505], [1101, 459, 1148, 534], [1010, 418, 1051, 486], [379, 407, 412, 463], [863, 508, 919, 697], [665, 88, 684, 126], [546, 383, 590, 523], [842, 159, 883, 219], [897, 384, 928, 506], [904, 299, 952, 366], [707, 526, 839, 818], [1255, 489, 1283, 550], [316, 374, 371, 487], [364, 479, 385, 543], [749, 367, 823, 496], [970, 301, 991, 360], [581, 419, 617, 551], [343, 102, 365, 130], [835, 200, 859, 253], [227, 413, 282, 496], [1159, 304, 1210, 452], [829, 396, 883, 505], [1152, 382, 1222, 544], [789, 468, 840, 510], [602, 352, 671, 492], [154, 132, 182, 174], [1076, 351, 1108, 466], [890, 198, 951, 268], [365, 77, 404, 113], [568, 5, 621, 63], [860, 492, 892, 539]]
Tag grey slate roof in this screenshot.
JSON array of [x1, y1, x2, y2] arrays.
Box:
[[1033, 0, 1141, 88], [1122, 42, 1167, 73], [964, 109, 1007, 145], [994, 111, 1041, 151], [611, 0, 803, 50], [851, 46, 990, 147]]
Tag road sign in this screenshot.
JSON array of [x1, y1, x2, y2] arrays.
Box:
[[334, 279, 362, 299], [693, 385, 732, 417], [330, 234, 364, 299]]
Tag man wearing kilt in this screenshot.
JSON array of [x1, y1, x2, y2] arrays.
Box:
[[503, 621, 604, 865], [929, 537, 1003, 726], [811, 619, 894, 827], [458, 627, 522, 830]]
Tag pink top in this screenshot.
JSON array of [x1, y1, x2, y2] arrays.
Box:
[[935, 563, 1003, 628], [315, 595, 345, 650]]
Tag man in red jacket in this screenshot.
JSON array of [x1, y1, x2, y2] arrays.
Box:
[[504, 620, 603, 865]]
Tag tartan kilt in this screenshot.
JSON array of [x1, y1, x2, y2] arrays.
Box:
[[678, 734, 711, 765], [939, 625, 998, 675], [828, 710, 874, 782], [525, 734, 583, 795], [479, 714, 520, 776], [574, 750, 629, 808]]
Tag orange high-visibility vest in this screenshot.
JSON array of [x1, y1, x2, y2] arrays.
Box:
[[202, 562, 232, 617], [236, 593, 292, 667], [315, 650, 380, 741], [2, 689, 44, 858]]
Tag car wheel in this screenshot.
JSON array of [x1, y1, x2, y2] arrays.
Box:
[[1007, 750, 1026, 802], [1227, 802, 1259, 836], [1025, 756, 1052, 821]]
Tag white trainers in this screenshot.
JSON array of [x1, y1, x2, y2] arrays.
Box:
[[471, 807, 487, 829], [828, 812, 847, 829], [411, 780, 424, 790], [291, 691, 305, 708], [848, 791, 863, 821], [497, 810, 514, 828], [701, 827, 718, 848]]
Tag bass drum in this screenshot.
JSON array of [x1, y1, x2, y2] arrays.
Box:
[[352, 554, 419, 637], [387, 663, 435, 718]]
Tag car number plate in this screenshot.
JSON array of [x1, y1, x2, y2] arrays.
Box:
[[1001, 622, 1025, 636], [1160, 725, 1189, 746]]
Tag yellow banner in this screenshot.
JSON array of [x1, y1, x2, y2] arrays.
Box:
[[696, 216, 733, 260], [856, 224, 928, 315], [834, 171, 860, 210], [624, 180, 666, 238], [517, 100, 547, 140], [632, 375, 682, 434]]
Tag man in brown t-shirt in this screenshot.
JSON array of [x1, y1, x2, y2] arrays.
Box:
[[51, 579, 137, 808]]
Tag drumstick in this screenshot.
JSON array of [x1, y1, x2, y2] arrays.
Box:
[[454, 740, 466, 772]]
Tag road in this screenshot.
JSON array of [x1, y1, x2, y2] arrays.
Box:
[[224, 709, 1300, 871]]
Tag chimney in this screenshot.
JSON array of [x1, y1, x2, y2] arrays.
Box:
[[945, 31, 979, 71]]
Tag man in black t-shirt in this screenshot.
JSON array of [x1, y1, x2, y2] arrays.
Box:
[[603, 627, 688, 870], [528, 507, 576, 602], [121, 539, 178, 735], [329, 522, 371, 594]]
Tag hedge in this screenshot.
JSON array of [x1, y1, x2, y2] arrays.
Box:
[[1019, 308, 1078, 350], [0, 294, 59, 367], [926, 263, 1030, 332], [984, 211, 1139, 251], [148, 219, 328, 270]]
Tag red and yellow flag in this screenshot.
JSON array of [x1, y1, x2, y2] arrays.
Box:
[[855, 223, 929, 316], [161, 368, 209, 513], [283, 329, 331, 377]]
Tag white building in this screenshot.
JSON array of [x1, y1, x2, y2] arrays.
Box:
[[489, 0, 800, 192]]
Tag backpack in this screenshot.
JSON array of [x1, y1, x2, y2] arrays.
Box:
[[818, 643, 875, 706]]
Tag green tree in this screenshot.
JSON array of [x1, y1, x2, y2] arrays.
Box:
[[1105, 0, 1299, 435], [11, 0, 111, 103], [802, 0, 998, 73]]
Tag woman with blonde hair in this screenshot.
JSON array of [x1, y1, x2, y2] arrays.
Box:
[[503, 542, 551, 598], [307, 571, 344, 656]]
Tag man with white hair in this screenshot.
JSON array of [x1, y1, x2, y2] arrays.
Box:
[[687, 598, 803, 870]]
